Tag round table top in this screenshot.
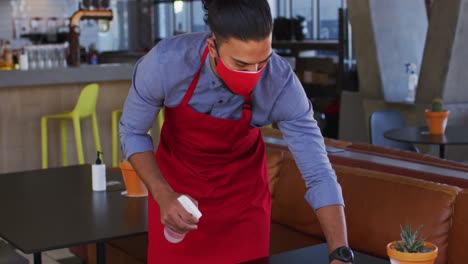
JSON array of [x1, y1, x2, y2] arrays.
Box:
[[384, 126, 468, 145]]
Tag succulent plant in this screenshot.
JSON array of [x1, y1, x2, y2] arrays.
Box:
[[431, 98, 444, 112], [393, 225, 433, 253]]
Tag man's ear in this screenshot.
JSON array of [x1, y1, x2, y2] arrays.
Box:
[[206, 38, 217, 58]]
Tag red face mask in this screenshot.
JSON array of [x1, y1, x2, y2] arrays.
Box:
[[215, 57, 265, 97]]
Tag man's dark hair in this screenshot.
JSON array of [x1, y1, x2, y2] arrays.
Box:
[[202, 0, 273, 43]]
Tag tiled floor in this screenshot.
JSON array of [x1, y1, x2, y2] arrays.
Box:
[[1, 238, 82, 264]]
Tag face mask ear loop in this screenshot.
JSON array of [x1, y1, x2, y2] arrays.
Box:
[[213, 38, 221, 66]]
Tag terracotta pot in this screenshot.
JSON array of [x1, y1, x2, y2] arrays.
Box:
[[387, 241, 438, 264], [119, 161, 148, 197], [425, 110, 449, 135]]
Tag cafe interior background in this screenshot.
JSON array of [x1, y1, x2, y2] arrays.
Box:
[[0, 0, 467, 171], [1, 0, 468, 263]]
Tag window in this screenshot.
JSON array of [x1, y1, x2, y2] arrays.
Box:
[[292, 0, 314, 40], [154, 0, 208, 40], [153, 0, 343, 40], [154, 2, 174, 40], [174, 0, 190, 34], [191, 1, 207, 32], [277, 0, 344, 40], [319, 0, 343, 40]]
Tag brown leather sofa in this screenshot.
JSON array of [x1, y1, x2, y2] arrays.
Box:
[[264, 128, 468, 264], [85, 128, 468, 264]]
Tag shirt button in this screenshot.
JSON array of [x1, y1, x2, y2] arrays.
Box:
[[212, 81, 216, 85]]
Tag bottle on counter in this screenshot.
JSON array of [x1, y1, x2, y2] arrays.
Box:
[[61, 42, 69, 68], [13, 50, 20, 70], [0, 40, 4, 58], [2, 41, 13, 70], [88, 43, 99, 65], [19, 48, 29, 71]]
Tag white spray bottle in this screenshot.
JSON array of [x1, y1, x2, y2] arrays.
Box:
[[164, 195, 202, 243], [92, 151, 106, 191], [405, 63, 418, 103]]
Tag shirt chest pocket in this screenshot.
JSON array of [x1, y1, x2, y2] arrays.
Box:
[[190, 103, 214, 115]]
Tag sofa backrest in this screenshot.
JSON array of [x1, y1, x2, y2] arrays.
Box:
[[268, 151, 461, 264], [448, 189, 468, 264], [347, 143, 468, 173], [329, 154, 468, 189]]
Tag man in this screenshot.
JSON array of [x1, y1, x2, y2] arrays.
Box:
[[119, 0, 352, 263]]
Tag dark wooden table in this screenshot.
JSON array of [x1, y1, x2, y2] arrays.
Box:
[[244, 243, 389, 264], [0, 165, 147, 264], [384, 126, 468, 159]]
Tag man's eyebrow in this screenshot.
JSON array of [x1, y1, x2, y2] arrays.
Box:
[[232, 53, 273, 65]]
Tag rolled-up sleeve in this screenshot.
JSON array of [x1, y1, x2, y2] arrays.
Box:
[[119, 46, 165, 159], [272, 71, 344, 211]]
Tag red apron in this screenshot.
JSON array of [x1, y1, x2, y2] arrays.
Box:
[[148, 46, 271, 264]]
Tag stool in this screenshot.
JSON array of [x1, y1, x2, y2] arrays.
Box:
[[112, 108, 164, 167], [41, 83, 102, 169]]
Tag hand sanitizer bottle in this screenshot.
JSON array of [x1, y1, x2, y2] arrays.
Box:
[[164, 195, 202, 243], [92, 151, 106, 191], [405, 63, 418, 103]]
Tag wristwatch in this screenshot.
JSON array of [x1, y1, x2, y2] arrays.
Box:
[[329, 246, 354, 263]]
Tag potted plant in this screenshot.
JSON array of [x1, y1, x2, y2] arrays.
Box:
[[119, 159, 148, 197], [425, 98, 449, 135], [387, 225, 438, 264]]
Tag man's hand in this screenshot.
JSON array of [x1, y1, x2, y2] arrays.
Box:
[[158, 191, 199, 234], [129, 151, 198, 234], [128, 152, 199, 234]]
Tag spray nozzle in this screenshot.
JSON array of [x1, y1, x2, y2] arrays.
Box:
[[95, 151, 103, 164], [405, 63, 417, 74]]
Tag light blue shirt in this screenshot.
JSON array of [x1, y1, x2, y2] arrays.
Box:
[[120, 32, 344, 210]]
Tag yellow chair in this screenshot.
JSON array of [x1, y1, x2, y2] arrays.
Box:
[[111, 108, 164, 167], [41, 83, 101, 169]]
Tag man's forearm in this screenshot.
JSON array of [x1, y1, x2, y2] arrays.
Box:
[[128, 151, 173, 203], [316, 204, 349, 253]]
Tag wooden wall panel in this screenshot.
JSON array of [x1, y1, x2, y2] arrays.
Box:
[[0, 80, 158, 173]]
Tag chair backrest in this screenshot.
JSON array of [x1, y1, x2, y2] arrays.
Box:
[[157, 108, 164, 131], [73, 83, 99, 118], [369, 110, 418, 152]]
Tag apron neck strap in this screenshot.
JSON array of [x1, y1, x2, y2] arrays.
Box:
[[242, 94, 252, 109], [181, 46, 210, 106]]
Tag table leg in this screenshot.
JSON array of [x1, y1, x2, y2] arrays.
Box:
[[96, 241, 106, 264], [34, 252, 42, 264], [439, 145, 446, 159]]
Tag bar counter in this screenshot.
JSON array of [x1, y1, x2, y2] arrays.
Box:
[[0, 63, 157, 174], [0, 63, 134, 88]]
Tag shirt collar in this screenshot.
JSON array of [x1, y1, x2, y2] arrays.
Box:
[[200, 50, 223, 90]]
